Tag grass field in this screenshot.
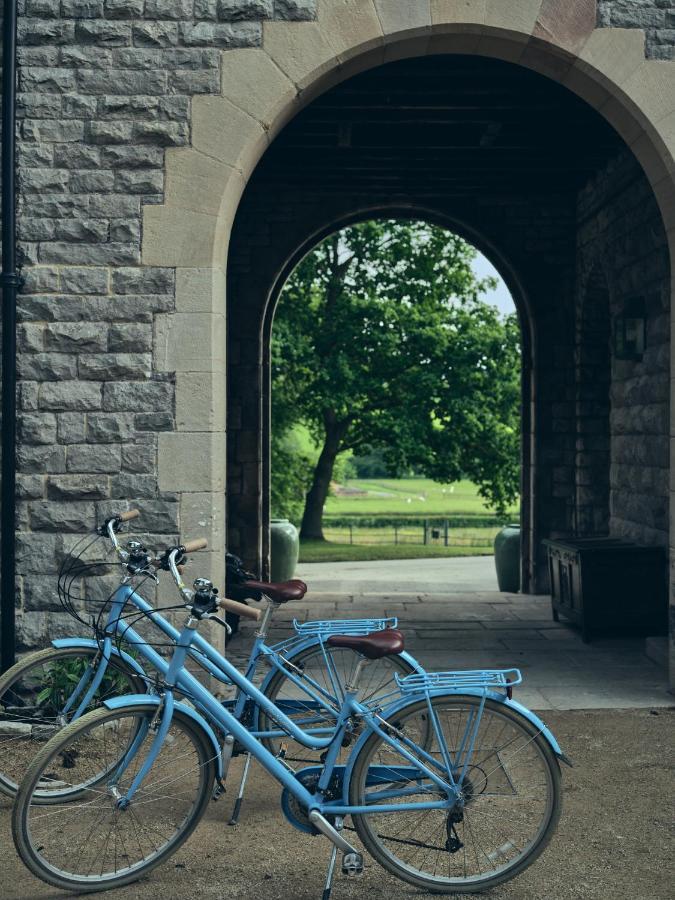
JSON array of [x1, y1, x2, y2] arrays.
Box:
[[324, 477, 518, 518], [299, 541, 495, 563], [297, 477, 518, 562]]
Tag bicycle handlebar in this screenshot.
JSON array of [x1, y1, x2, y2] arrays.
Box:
[[218, 597, 261, 621], [118, 509, 140, 522], [182, 538, 208, 553]]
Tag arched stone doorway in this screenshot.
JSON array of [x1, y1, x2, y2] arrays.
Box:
[[141, 7, 675, 682]]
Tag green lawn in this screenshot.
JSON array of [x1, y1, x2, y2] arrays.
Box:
[[324, 477, 518, 518], [299, 540, 495, 564]]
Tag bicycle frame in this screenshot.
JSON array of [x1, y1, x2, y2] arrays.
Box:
[[104, 614, 462, 821]]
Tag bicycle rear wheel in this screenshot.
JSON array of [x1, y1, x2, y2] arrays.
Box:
[[0, 645, 143, 800], [12, 703, 216, 893], [349, 695, 561, 893]]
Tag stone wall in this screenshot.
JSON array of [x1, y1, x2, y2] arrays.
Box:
[[12, 0, 317, 646], [576, 150, 671, 547], [598, 0, 675, 59]]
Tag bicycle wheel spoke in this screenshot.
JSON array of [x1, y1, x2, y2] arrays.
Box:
[[16, 706, 213, 889], [351, 695, 560, 891]]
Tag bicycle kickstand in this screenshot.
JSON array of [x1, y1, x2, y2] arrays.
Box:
[[227, 752, 251, 826], [321, 816, 342, 900]]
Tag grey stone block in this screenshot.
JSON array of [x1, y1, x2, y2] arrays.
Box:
[[22, 120, 84, 142], [61, 0, 104, 16], [18, 144, 54, 168], [111, 266, 174, 294], [20, 168, 69, 192], [132, 500, 179, 532], [132, 121, 189, 146], [18, 352, 78, 382], [76, 68, 166, 94], [79, 353, 152, 380], [59, 46, 114, 69], [20, 66, 76, 92], [111, 474, 158, 499], [85, 121, 134, 144], [16, 533, 60, 574], [39, 241, 140, 265], [17, 445, 67, 474], [53, 219, 109, 242], [108, 323, 153, 352], [218, 0, 273, 20], [30, 501, 97, 532], [59, 266, 109, 294], [68, 170, 116, 193], [19, 293, 173, 324], [75, 21, 132, 46], [18, 20, 75, 45], [103, 380, 173, 412], [67, 444, 121, 474], [22, 576, 65, 613], [53, 144, 102, 169], [104, 0, 143, 16], [144, 0, 192, 18], [134, 412, 174, 431], [194, 0, 217, 19], [63, 94, 98, 117], [131, 22, 179, 47], [121, 443, 156, 473], [17, 474, 45, 500], [40, 381, 102, 411], [26, 0, 60, 16], [57, 412, 87, 444], [101, 145, 163, 168], [18, 217, 56, 241], [45, 323, 108, 353], [17, 323, 44, 353], [22, 266, 59, 294], [47, 475, 109, 500], [273, 0, 316, 20], [20, 382, 40, 412], [19, 413, 58, 445], [109, 220, 140, 243], [167, 69, 220, 93], [179, 21, 262, 46], [87, 412, 136, 442], [114, 170, 164, 194]]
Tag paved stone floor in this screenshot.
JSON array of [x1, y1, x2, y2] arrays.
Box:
[[230, 556, 672, 710]]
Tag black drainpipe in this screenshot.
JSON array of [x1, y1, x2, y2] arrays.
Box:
[[1, 0, 21, 672]]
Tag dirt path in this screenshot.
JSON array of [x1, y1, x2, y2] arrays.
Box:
[[0, 709, 672, 900]]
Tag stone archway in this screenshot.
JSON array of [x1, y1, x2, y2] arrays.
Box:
[[139, 2, 675, 680]]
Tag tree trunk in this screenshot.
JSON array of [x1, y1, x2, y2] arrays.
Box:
[[300, 417, 348, 541]]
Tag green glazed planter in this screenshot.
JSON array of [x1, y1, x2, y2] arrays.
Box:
[[270, 518, 299, 582], [494, 523, 521, 593]]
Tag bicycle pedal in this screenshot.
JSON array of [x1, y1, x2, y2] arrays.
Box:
[[341, 852, 364, 877]]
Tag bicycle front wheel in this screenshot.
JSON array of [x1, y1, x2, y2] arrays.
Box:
[[349, 695, 562, 894], [0, 645, 144, 800], [12, 703, 216, 893], [258, 643, 416, 764]]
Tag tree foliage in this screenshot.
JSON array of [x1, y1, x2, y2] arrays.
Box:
[[271, 219, 521, 538]]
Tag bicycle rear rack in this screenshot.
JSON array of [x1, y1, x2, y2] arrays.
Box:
[[396, 668, 522, 696], [293, 616, 398, 636]]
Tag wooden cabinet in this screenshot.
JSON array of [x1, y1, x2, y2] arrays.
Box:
[[543, 537, 667, 642]]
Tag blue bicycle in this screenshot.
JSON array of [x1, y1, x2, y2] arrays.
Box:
[[0, 511, 418, 803], [12, 542, 568, 896]]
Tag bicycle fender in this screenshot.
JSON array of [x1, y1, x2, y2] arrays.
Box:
[[102, 694, 223, 779], [51, 637, 148, 680], [340, 689, 568, 804]]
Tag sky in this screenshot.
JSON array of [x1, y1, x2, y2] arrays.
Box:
[[472, 251, 515, 316]]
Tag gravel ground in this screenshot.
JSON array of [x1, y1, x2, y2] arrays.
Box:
[[0, 708, 673, 900]]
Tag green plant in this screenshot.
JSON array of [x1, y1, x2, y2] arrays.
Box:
[[36, 656, 132, 713]]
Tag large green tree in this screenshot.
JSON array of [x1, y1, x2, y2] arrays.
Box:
[[272, 219, 521, 539]]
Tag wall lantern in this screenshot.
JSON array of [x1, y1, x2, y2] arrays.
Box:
[[614, 297, 646, 361]]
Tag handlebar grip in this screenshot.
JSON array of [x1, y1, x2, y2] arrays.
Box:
[[118, 509, 140, 522], [182, 538, 208, 553], [218, 597, 261, 622]]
